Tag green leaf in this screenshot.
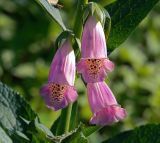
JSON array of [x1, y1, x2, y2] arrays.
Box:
[[102, 124, 160, 143], [0, 82, 36, 133], [106, 0, 160, 52], [36, 0, 66, 30], [0, 126, 12, 143]]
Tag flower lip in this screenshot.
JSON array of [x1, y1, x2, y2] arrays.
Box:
[[90, 105, 127, 126], [77, 58, 114, 83], [87, 82, 127, 125], [40, 82, 78, 111]]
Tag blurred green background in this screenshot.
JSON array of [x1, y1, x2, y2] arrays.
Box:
[[0, 0, 160, 142]]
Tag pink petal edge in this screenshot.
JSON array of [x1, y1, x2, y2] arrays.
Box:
[[90, 105, 127, 126]]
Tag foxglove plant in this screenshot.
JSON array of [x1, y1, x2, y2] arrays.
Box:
[[40, 40, 78, 111]]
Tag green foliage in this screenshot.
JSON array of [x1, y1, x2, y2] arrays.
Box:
[[106, 0, 160, 52], [0, 82, 36, 132], [0, 82, 36, 142], [103, 124, 160, 143]]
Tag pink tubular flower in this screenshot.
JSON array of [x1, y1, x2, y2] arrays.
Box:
[[87, 82, 127, 126], [77, 16, 114, 83], [40, 40, 78, 111]]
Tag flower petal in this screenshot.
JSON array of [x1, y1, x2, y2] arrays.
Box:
[[48, 40, 76, 86], [90, 105, 127, 126], [82, 16, 107, 59], [87, 82, 117, 113], [103, 59, 115, 72], [65, 86, 78, 103], [77, 59, 114, 83]]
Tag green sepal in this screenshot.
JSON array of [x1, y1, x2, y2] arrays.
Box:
[[82, 2, 111, 39]]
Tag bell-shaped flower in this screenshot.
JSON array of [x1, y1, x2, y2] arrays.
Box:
[[40, 40, 78, 111], [87, 82, 126, 126], [77, 16, 114, 83]]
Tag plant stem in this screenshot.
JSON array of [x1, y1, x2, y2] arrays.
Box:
[[64, 0, 88, 134], [65, 103, 73, 133], [73, 0, 88, 39]]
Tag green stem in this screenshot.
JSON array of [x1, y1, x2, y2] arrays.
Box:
[[73, 0, 88, 39], [64, 0, 88, 134], [65, 103, 73, 133]]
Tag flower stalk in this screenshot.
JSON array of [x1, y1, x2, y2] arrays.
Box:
[[74, 0, 88, 39], [65, 103, 73, 133], [64, 0, 88, 133]]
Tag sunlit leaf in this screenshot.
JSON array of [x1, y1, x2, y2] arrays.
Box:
[[106, 0, 159, 52], [36, 0, 66, 30]]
